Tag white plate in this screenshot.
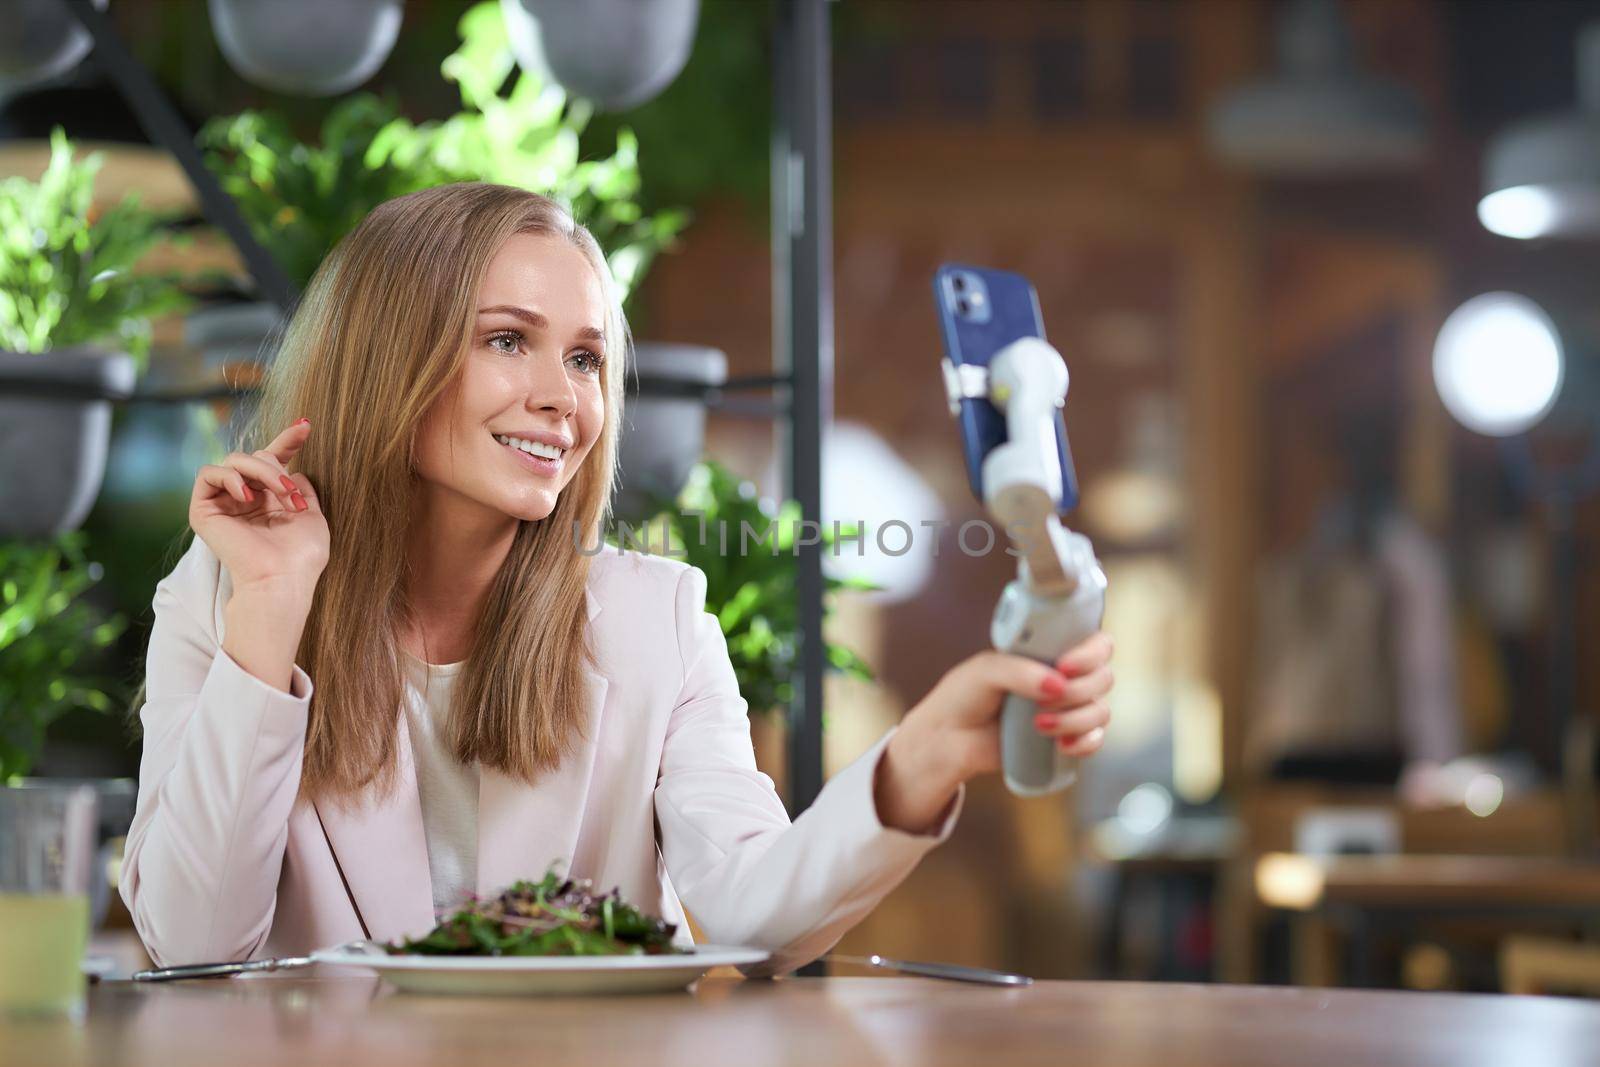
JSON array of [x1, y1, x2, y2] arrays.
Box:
[[311, 943, 770, 996]]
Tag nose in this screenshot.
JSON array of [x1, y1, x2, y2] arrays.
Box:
[[523, 344, 578, 419]]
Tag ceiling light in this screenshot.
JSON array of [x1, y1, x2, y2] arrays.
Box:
[[1479, 24, 1600, 239], [1206, 0, 1427, 174], [1433, 292, 1564, 437]]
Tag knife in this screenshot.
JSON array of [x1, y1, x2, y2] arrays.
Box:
[[132, 941, 379, 982], [820, 953, 1033, 986]]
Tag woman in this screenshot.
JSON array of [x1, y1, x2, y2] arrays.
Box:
[[120, 183, 1114, 976]]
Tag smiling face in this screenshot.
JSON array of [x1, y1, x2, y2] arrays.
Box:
[[412, 231, 609, 524]]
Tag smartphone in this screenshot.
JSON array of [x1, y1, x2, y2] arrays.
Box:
[[932, 263, 1078, 511]]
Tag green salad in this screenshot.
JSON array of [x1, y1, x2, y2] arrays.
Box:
[[386, 868, 688, 957]]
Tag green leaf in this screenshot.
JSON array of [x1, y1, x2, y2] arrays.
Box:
[[0, 126, 188, 366], [196, 1, 681, 308], [633, 460, 881, 718], [0, 533, 128, 780]]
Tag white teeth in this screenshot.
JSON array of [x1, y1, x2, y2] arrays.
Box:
[[494, 433, 564, 460]]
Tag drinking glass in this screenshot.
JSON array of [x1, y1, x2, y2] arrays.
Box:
[[0, 783, 98, 1020]]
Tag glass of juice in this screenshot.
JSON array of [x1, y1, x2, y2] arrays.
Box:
[[0, 783, 98, 1020]]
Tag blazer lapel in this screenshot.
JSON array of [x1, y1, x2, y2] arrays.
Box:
[[313, 707, 436, 944], [477, 586, 609, 895], [218, 564, 437, 944]]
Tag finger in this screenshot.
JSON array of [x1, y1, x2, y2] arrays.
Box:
[[1033, 699, 1111, 738], [245, 448, 307, 512], [196, 464, 255, 506], [955, 650, 1073, 709], [249, 447, 293, 484], [1055, 631, 1114, 677], [285, 472, 320, 513], [1057, 725, 1107, 756], [1039, 665, 1114, 710], [261, 418, 312, 465], [223, 452, 299, 506]]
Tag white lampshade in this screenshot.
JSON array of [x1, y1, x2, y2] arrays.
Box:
[[1479, 23, 1600, 239], [1206, 0, 1427, 174], [1433, 293, 1564, 438]]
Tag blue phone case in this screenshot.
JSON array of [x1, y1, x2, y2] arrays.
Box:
[[932, 263, 1079, 511]]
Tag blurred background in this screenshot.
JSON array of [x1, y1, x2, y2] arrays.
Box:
[[6, 0, 1600, 997]]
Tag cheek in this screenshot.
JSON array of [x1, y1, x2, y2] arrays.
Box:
[[578, 386, 606, 447], [413, 375, 491, 475], [412, 403, 452, 473], [457, 365, 517, 429]]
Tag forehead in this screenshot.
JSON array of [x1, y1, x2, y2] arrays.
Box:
[[478, 232, 606, 326]]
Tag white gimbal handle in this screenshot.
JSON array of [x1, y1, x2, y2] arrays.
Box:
[[946, 336, 1108, 796]]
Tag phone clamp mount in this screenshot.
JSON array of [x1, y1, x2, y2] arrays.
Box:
[[941, 337, 1108, 797]]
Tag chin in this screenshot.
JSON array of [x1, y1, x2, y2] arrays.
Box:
[[504, 495, 559, 523]]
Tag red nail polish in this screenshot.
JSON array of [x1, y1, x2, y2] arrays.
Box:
[[294, 417, 310, 426], [291, 492, 307, 511], [280, 475, 297, 494], [1041, 673, 1067, 699], [242, 485, 254, 503], [1034, 712, 1056, 731]]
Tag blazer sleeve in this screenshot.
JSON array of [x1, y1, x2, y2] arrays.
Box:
[[118, 536, 316, 967], [653, 563, 965, 978]]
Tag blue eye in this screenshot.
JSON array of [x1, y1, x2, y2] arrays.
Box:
[[488, 329, 601, 374], [488, 331, 522, 355]]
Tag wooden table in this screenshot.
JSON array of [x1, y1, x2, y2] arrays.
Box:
[[8, 975, 1600, 1067], [1255, 854, 1600, 912], [1255, 853, 1600, 986]]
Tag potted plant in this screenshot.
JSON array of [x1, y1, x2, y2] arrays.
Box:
[[625, 461, 882, 797], [0, 532, 127, 783], [190, 91, 437, 435], [198, 1, 686, 310], [0, 125, 184, 925], [0, 531, 132, 927], [366, 1, 689, 302], [0, 127, 189, 539], [196, 93, 441, 299]]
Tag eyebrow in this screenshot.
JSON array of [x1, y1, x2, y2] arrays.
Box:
[[478, 305, 606, 348]]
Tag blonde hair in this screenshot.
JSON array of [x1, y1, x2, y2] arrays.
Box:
[[243, 182, 629, 802]]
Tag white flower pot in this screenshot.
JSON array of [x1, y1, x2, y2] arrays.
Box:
[[208, 0, 402, 97], [502, 0, 700, 110]]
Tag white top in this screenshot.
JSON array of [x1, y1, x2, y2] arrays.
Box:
[[399, 650, 479, 918]]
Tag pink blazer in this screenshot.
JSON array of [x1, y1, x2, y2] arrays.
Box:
[[120, 537, 965, 975]]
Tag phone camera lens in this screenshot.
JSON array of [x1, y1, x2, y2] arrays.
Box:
[[952, 275, 967, 292], [956, 298, 971, 315]]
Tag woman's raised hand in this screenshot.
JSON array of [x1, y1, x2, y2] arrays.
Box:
[[189, 419, 329, 599], [873, 634, 1115, 835]]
